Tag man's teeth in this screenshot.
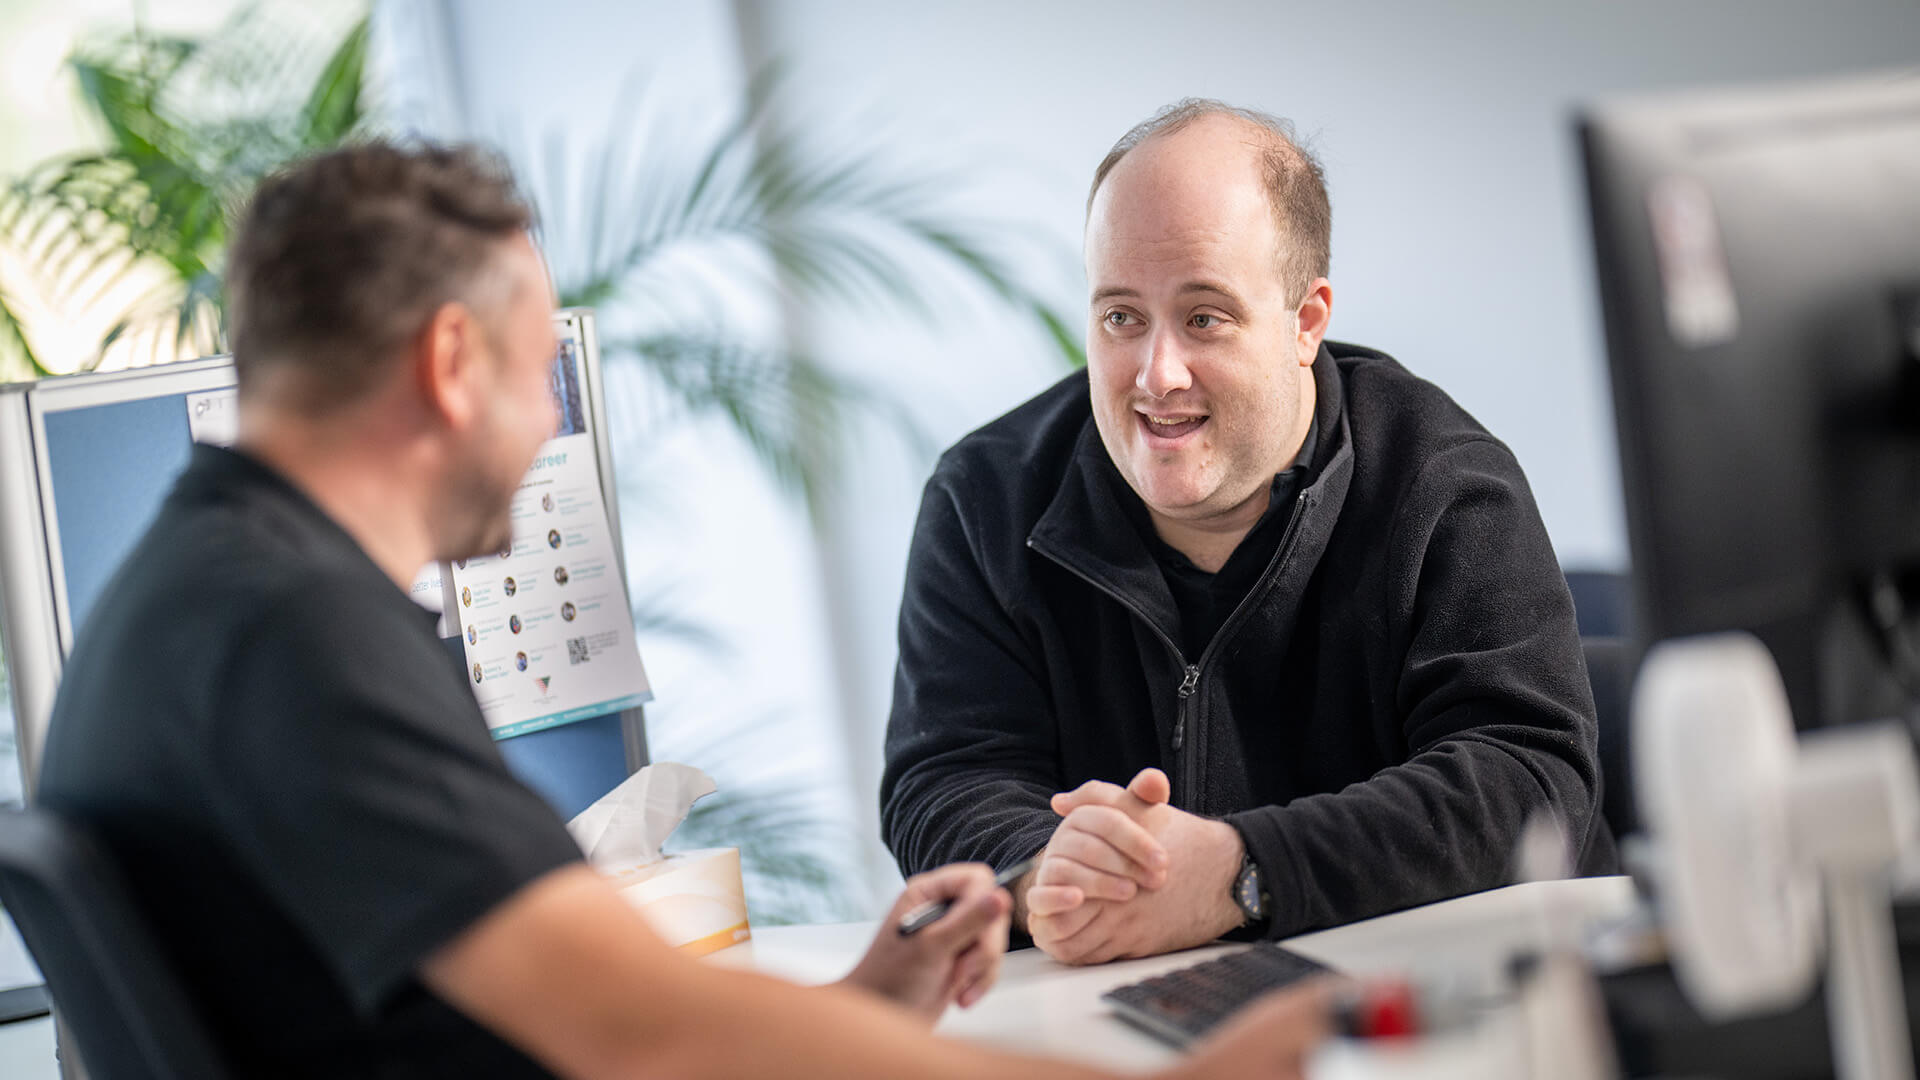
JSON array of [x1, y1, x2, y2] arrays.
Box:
[[1147, 415, 1203, 427]]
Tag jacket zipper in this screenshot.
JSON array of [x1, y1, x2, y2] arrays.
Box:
[[1174, 489, 1313, 806], [1026, 536, 1193, 792], [1027, 488, 1314, 808], [1172, 664, 1201, 750]]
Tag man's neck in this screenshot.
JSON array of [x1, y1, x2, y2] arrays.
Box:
[[1148, 494, 1269, 574], [237, 410, 437, 591]]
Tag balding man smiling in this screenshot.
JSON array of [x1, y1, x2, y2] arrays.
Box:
[[882, 99, 1616, 966]]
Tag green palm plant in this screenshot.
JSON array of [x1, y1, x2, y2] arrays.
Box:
[[522, 67, 1082, 514], [509, 76, 1084, 920], [0, 6, 369, 377], [0, 8, 1084, 921]]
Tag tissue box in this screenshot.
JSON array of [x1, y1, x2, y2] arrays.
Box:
[[605, 847, 751, 958]]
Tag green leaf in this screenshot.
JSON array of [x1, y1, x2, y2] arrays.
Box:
[[0, 287, 52, 378], [599, 333, 929, 515], [669, 780, 862, 925], [1035, 302, 1086, 368], [627, 584, 731, 658], [653, 704, 866, 925], [529, 65, 1083, 375], [299, 16, 368, 146], [0, 8, 369, 374]]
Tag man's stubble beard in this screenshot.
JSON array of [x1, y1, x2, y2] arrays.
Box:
[[437, 441, 522, 564]]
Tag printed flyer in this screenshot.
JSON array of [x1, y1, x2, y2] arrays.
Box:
[[444, 332, 653, 738], [188, 328, 654, 739]]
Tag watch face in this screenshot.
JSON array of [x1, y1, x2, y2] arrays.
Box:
[[1235, 859, 1266, 920]]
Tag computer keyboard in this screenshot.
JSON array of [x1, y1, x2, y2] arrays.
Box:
[[1101, 944, 1331, 1046]]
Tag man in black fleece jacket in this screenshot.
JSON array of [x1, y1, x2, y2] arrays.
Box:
[[882, 100, 1614, 965]]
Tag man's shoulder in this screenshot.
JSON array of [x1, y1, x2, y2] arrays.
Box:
[[931, 368, 1090, 495], [61, 477, 427, 721], [126, 484, 369, 625], [43, 490, 377, 807], [1329, 341, 1515, 479]]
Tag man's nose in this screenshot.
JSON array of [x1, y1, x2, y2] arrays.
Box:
[[1137, 330, 1194, 399]]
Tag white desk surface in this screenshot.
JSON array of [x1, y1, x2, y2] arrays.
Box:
[[708, 876, 1637, 1074], [0, 876, 1634, 1080]]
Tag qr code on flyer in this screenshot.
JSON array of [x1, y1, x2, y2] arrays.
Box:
[[567, 637, 590, 665]]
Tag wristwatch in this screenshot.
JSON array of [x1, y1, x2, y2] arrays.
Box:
[[1231, 853, 1269, 925]]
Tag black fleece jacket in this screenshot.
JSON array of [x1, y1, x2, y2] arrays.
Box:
[[881, 342, 1616, 939]]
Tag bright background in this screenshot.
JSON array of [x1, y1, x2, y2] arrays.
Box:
[[2, 3, 1918, 978], [378, 0, 1920, 912]]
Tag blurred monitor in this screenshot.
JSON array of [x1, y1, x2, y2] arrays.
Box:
[[0, 308, 646, 818], [1580, 70, 1920, 730]]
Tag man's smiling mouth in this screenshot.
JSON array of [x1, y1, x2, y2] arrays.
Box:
[[1139, 412, 1208, 441]]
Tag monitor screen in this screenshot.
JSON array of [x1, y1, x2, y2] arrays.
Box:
[[1581, 70, 1920, 729], [5, 311, 642, 818], [42, 392, 200, 639]]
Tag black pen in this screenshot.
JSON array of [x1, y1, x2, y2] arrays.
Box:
[[896, 855, 1040, 936]]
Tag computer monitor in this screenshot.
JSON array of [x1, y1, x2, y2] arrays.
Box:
[[1580, 70, 1920, 731], [0, 308, 648, 817]]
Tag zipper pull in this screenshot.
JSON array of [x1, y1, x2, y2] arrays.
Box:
[[1171, 664, 1200, 751]]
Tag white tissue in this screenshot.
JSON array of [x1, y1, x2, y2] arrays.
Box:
[[567, 762, 717, 871]]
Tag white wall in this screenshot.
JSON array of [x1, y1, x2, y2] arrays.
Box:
[[741, 0, 1920, 892], [393, 0, 1920, 904]]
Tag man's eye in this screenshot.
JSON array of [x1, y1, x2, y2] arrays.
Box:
[[1106, 311, 1133, 327], [1191, 313, 1218, 329]]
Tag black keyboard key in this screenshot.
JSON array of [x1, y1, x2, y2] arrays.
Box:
[[1101, 945, 1331, 1046]]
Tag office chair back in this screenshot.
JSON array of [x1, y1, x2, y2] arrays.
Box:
[[1564, 570, 1639, 838], [1582, 636, 1638, 839], [0, 807, 233, 1080], [1565, 569, 1632, 638]]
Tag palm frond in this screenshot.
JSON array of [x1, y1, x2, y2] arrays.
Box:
[[0, 9, 369, 373], [604, 333, 929, 512], [656, 702, 867, 925], [541, 68, 1078, 372], [298, 16, 369, 147], [668, 780, 863, 925], [0, 288, 51, 379], [1034, 301, 1087, 368], [627, 584, 732, 658], [18, 161, 160, 305], [174, 270, 223, 356], [58, 48, 224, 287], [613, 333, 839, 497]]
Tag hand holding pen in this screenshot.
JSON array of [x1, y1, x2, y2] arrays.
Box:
[[838, 859, 1027, 1022], [898, 856, 1039, 936]]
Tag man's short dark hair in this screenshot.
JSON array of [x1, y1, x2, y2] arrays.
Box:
[[1088, 99, 1331, 306], [226, 140, 534, 412]]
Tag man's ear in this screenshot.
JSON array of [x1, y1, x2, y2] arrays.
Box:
[[417, 301, 483, 429], [1294, 277, 1333, 365]]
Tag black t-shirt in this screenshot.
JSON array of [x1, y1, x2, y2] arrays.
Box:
[[37, 445, 582, 1078]]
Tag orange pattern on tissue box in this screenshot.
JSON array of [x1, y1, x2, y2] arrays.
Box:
[[604, 847, 751, 958]]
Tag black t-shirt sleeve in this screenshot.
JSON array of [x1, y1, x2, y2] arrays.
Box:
[[201, 579, 583, 1016]]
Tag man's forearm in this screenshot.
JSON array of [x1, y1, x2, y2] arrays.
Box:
[[650, 971, 1127, 1080], [1226, 730, 1592, 936], [884, 770, 1057, 875], [429, 866, 1128, 1080]]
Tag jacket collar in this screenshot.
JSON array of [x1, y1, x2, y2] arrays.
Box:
[[1027, 344, 1356, 659]]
